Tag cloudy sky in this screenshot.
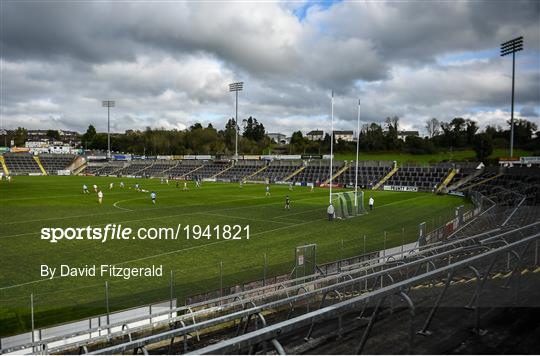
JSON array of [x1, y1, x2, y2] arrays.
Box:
[[1, 0, 539, 136]]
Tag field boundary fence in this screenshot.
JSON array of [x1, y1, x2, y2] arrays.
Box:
[[0, 300, 176, 352]]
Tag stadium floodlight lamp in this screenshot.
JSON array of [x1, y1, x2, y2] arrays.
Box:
[[229, 82, 244, 160], [500, 36, 523, 158], [102, 100, 116, 159]]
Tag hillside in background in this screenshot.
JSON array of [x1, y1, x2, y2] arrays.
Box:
[[335, 148, 534, 165]]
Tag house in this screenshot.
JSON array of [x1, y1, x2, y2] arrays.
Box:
[[306, 130, 324, 141], [397, 130, 420, 141], [333, 130, 354, 142], [267, 133, 289, 145]]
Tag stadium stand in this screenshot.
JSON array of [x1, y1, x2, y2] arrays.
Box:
[[250, 160, 303, 182], [291, 160, 344, 185], [215, 160, 266, 181], [97, 162, 125, 175], [116, 160, 153, 176], [458, 166, 501, 191], [384, 165, 451, 191], [465, 166, 540, 206], [334, 162, 393, 188], [442, 162, 481, 189], [165, 160, 204, 178], [193, 161, 231, 179], [38, 154, 75, 174], [2, 153, 42, 175], [81, 163, 107, 175], [137, 160, 178, 177]]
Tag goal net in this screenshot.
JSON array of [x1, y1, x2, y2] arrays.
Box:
[[331, 191, 364, 219]]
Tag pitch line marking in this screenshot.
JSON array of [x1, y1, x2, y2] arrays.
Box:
[[0, 191, 325, 239], [0, 186, 323, 225], [0, 192, 435, 241], [112, 199, 138, 211], [0, 181, 285, 203], [0, 188, 322, 226], [0, 194, 439, 290]]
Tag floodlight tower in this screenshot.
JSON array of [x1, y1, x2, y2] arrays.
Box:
[[229, 82, 244, 160], [500, 36, 523, 158], [329, 91, 335, 204], [102, 100, 115, 159], [354, 99, 361, 207]]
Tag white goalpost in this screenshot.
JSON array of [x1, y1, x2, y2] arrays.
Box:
[[326, 95, 365, 220]]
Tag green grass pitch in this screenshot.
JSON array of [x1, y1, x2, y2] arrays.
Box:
[[0, 176, 468, 336]]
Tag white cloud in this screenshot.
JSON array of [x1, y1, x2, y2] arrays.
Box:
[[1, 0, 539, 136]]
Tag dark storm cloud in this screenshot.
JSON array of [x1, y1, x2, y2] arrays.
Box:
[[1, 2, 136, 63], [1, 0, 539, 134]]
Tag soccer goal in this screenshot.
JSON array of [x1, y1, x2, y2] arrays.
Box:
[[331, 191, 364, 219]]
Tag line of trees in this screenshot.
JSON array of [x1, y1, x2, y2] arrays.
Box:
[[80, 116, 271, 155], [4, 115, 538, 161], [286, 116, 538, 160]]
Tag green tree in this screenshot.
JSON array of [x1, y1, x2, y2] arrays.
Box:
[[473, 133, 493, 161], [290, 131, 304, 145], [510, 118, 537, 148], [242, 117, 266, 142], [14, 127, 28, 146], [46, 130, 60, 141], [82, 125, 97, 148], [465, 120, 478, 145]]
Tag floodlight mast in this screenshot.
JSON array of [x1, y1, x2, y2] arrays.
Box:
[[102, 100, 115, 159], [500, 36, 523, 158], [354, 99, 361, 207], [329, 91, 334, 204], [229, 82, 244, 160]]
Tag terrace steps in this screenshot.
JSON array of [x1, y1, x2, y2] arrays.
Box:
[[437, 168, 457, 193], [183, 164, 203, 178], [372, 166, 398, 190], [73, 163, 87, 175], [67, 156, 86, 175], [283, 165, 306, 182], [33, 156, 47, 175], [0, 156, 9, 175], [463, 172, 503, 190], [447, 168, 484, 191], [324, 162, 350, 184], [212, 163, 234, 178], [243, 164, 268, 180], [134, 162, 156, 176], [160, 161, 181, 176]]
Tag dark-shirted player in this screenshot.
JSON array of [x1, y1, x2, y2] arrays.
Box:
[[285, 195, 291, 210]]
